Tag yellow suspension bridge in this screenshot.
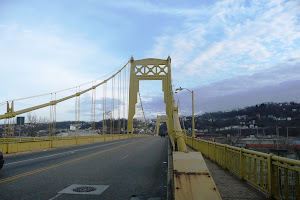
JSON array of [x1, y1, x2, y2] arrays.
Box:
[[0, 57, 299, 200]]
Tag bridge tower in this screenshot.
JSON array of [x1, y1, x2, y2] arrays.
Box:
[[127, 57, 174, 138], [155, 115, 168, 136]]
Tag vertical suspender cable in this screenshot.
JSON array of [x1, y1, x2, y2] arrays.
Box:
[[110, 78, 113, 135], [123, 67, 125, 133], [91, 85, 93, 133], [102, 83, 106, 135], [118, 72, 120, 134], [112, 76, 115, 135], [103, 82, 106, 135], [124, 66, 127, 134], [54, 93, 56, 136], [94, 84, 96, 134], [75, 88, 77, 135], [4, 118, 7, 139], [91, 82, 96, 134], [78, 86, 80, 135], [50, 93, 53, 136], [127, 65, 130, 134]]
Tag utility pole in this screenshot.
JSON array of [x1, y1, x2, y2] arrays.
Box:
[[276, 126, 281, 150], [286, 127, 296, 141]]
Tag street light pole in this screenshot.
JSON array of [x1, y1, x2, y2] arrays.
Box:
[[175, 87, 195, 138]]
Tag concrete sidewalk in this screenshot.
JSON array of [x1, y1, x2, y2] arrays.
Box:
[[187, 146, 269, 200]]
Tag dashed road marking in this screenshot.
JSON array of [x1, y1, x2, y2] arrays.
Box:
[[6, 140, 127, 166], [121, 155, 129, 160], [48, 193, 62, 200], [0, 138, 147, 184]]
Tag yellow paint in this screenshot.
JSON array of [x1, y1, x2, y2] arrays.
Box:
[[187, 137, 300, 200], [127, 58, 174, 137], [127, 57, 187, 152], [0, 134, 148, 155], [0, 143, 8, 153], [173, 152, 221, 200]]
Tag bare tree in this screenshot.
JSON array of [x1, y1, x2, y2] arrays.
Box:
[[27, 112, 37, 125]]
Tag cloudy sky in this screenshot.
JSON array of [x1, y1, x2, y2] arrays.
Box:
[[0, 0, 299, 121]]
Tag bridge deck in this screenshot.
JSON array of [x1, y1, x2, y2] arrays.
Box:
[[187, 147, 268, 200]]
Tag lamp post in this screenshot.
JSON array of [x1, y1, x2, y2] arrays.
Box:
[[175, 87, 195, 138]]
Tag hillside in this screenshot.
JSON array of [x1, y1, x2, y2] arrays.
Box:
[[183, 102, 300, 136]]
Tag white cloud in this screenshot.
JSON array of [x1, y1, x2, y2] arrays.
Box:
[[145, 60, 300, 116], [146, 0, 300, 85], [0, 23, 128, 121], [0, 24, 123, 99]]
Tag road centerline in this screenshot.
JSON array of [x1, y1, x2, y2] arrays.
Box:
[[120, 155, 129, 160], [0, 138, 147, 184], [5, 140, 128, 166]]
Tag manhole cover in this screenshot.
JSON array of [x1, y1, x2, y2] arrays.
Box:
[[73, 186, 97, 193], [58, 184, 110, 195]]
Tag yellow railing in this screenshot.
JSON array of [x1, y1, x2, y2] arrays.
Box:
[[187, 137, 300, 200], [0, 134, 149, 154], [0, 134, 148, 143]]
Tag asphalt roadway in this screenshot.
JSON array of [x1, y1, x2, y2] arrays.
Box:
[[0, 136, 168, 200]]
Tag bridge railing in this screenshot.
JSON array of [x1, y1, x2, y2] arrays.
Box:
[[0, 134, 146, 144], [187, 137, 300, 200]]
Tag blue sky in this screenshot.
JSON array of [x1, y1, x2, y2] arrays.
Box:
[[0, 0, 300, 121]]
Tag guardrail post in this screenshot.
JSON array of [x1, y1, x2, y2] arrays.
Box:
[[240, 148, 244, 179], [214, 142, 216, 162], [224, 145, 227, 169], [7, 143, 12, 153], [267, 154, 274, 199], [192, 137, 195, 149], [207, 141, 209, 157]]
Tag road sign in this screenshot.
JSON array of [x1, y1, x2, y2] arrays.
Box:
[[17, 117, 25, 125]]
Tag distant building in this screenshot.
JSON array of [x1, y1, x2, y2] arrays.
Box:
[[231, 125, 239, 129], [70, 124, 76, 131], [237, 115, 247, 120]]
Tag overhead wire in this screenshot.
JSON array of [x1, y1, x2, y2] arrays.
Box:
[[0, 60, 130, 107]]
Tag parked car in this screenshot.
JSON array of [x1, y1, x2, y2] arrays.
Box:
[[0, 151, 4, 169]]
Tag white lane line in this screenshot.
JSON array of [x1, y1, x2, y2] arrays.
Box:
[[6, 140, 129, 166], [48, 193, 62, 200], [120, 155, 129, 160]]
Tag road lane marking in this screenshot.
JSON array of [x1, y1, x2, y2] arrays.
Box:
[[120, 155, 129, 160], [5, 140, 129, 166], [48, 193, 62, 200], [0, 138, 147, 184]]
